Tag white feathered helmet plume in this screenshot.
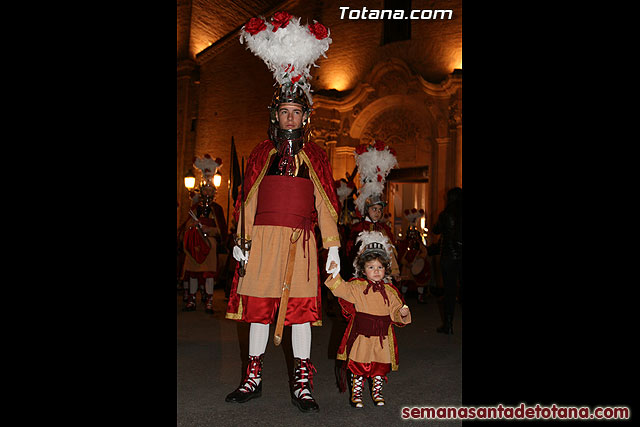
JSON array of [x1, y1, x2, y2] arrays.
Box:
[[335, 179, 355, 204], [354, 140, 398, 215], [193, 154, 222, 182], [353, 231, 395, 278], [404, 208, 425, 227], [239, 11, 332, 109]]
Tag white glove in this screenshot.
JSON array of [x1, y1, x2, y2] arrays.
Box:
[[233, 245, 249, 263], [325, 246, 341, 279]]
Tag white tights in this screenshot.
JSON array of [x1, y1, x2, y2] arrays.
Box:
[[248, 322, 311, 395], [248, 322, 311, 359], [188, 277, 214, 294]]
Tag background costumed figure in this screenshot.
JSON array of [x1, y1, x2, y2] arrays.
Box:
[[396, 208, 431, 304], [346, 140, 399, 279], [336, 178, 357, 278], [181, 155, 228, 312]]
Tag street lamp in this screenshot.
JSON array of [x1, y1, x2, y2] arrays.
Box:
[[184, 169, 196, 190], [213, 172, 222, 188]]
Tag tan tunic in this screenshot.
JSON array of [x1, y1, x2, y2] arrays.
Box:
[[236, 155, 340, 298], [325, 275, 411, 365]]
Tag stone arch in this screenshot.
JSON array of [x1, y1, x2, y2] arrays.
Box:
[[349, 94, 437, 168], [311, 57, 461, 225]]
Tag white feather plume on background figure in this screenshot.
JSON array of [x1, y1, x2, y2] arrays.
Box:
[[336, 181, 353, 203], [193, 155, 221, 180], [354, 141, 398, 215], [404, 208, 425, 226]]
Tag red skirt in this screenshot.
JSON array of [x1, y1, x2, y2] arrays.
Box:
[[182, 270, 217, 280], [240, 294, 319, 325], [347, 360, 391, 378]]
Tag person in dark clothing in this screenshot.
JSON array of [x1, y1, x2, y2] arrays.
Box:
[[432, 187, 462, 334]]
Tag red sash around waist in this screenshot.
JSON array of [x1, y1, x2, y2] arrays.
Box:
[[254, 175, 314, 228], [254, 175, 315, 279], [346, 312, 392, 353]]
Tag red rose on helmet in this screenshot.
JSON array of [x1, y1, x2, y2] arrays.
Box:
[[271, 12, 292, 31], [245, 17, 267, 35], [355, 144, 369, 155], [308, 22, 328, 40], [374, 139, 386, 151]]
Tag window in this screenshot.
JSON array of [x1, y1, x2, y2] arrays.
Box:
[[382, 0, 411, 45]]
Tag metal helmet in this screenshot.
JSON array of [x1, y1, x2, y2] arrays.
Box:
[[267, 83, 312, 151]]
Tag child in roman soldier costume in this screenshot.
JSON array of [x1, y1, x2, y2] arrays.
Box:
[[181, 155, 228, 312], [346, 140, 399, 278], [224, 12, 340, 413], [325, 231, 411, 408]]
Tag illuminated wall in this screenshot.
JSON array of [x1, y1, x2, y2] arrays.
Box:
[[177, 0, 462, 228]]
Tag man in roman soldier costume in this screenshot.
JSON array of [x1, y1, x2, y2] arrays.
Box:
[[224, 12, 340, 413], [346, 140, 399, 279], [181, 155, 228, 313]]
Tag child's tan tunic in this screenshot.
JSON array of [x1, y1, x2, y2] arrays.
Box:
[[325, 275, 411, 367]]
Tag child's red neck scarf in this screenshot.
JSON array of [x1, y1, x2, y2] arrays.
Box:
[[363, 279, 389, 306]]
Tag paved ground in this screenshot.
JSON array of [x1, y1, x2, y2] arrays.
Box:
[[177, 287, 462, 426]]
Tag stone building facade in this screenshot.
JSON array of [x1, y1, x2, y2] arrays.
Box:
[[177, 0, 462, 237]]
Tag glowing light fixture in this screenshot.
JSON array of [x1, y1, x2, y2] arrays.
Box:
[[184, 169, 196, 190]]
